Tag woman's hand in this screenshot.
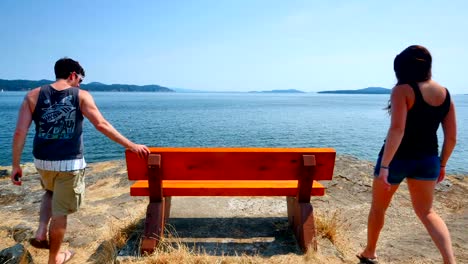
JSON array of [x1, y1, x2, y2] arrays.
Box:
[[437, 166, 446, 183], [379, 167, 391, 191]]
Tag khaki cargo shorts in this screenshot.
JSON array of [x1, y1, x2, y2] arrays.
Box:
[[37, 168, 86, 216]]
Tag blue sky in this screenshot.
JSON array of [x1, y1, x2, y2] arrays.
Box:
[[0, 0, 467, 93]]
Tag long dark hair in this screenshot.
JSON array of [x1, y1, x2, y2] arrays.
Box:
[[386, 45, 432, 113]]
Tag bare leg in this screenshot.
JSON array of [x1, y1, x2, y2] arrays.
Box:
[[35, 190, 53, 241], [407, 178, 456, 264], [48, 215, 67, 264], [360, 179, 399, 259]]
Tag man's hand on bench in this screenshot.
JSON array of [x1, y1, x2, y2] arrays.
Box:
[[128, 144, 150, 159]]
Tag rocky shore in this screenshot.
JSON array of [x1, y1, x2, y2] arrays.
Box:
[[0, 155, 466, 263]]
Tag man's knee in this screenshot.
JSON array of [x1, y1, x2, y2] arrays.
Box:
[[50, 215, 67, 228], [49, 215, 67, 242]]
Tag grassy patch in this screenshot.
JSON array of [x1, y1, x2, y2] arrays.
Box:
[[315, 210, 345, 245], [95, 209, 351, 264]]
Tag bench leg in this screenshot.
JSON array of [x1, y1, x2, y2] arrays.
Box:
[[164, 197, 172, 223], [141, 199, 167, 254], [286, 197, 317, 252], [287, 197, 295, 228]]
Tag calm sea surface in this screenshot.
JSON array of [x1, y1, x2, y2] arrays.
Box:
[[1, 92, 466, 174]]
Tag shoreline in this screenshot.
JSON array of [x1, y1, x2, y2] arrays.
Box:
[[1, 153, 467, 176]]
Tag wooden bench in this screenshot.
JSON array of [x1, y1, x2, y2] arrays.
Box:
[[126, 147, 336, 254]]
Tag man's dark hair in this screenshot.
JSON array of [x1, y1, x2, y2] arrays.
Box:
[[54, 57, 85, 79]]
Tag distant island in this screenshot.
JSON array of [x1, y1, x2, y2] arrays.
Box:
[[248, 89, 305, 94], [0, 79, 174, 92], [318, 87, 391, 94]]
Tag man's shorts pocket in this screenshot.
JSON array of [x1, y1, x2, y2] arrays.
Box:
[[53, 169, 86, 216]]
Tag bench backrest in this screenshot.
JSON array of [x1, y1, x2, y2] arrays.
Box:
[[126, 147, 335, 181]]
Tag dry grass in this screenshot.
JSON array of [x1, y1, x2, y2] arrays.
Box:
[[94, 210, 351, 264], [128, 248, 342, 264], [112, 217, 142, 248], [88, 216, 143, 263], [315, 210, 350, 255], [315, 210, 342, 244]]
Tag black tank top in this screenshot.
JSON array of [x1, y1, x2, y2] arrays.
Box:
[[380, 83, 451, 159], [32, 85, 84, 160]]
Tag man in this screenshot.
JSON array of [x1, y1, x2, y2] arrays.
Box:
[[10, 58, 150, 264]]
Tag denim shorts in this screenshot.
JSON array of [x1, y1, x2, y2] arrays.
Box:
[[374, 155, 440, 185]]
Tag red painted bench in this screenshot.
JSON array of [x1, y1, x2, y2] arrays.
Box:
[[126, 147, 336, 254]]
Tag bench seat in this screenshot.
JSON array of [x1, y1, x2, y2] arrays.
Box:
[[130, 180, 326, 196]]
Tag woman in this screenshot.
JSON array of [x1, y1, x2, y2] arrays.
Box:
[[358, 45, 457, 264]]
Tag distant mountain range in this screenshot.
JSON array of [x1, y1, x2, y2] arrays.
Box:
[[318, 87, 391, 94], [249, 89, 305, 93], [0, 79, 174, 92], [0, 79, 394, 94]]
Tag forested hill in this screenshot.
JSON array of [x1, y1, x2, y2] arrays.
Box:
[[0, 79, 174, 92]]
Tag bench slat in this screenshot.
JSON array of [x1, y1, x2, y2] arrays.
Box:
[[126, 148, 335, 181], [130, 180, 326, 196]]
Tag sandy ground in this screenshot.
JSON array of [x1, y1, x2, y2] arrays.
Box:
[[0, 155, 466, 263]]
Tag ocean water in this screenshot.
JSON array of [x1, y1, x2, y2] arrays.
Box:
[[1, 91, 466, 174]]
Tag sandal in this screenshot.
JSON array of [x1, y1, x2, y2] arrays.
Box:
[[58, 250, 75, 264], [29, 238, 50, 249], [356, 253, 379, 264]]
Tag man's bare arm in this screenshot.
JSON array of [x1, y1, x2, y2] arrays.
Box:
[[11, 89, 38, 184]]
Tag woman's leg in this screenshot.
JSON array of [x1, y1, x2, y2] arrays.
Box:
[[407, 178, 456, 264], [360, 179, 400, 258]]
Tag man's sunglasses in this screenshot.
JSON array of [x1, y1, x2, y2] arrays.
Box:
[[76, 73, 84, 83]]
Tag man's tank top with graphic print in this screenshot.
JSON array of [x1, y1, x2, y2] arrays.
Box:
[[32, 85, 84, 160]]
